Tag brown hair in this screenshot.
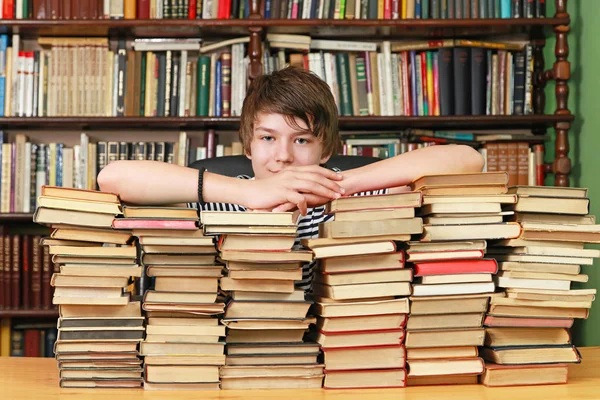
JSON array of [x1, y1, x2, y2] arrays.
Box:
[[239, 66, 342, 158]]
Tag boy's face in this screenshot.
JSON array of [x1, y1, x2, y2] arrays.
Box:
[[247, 112, 331, 179]]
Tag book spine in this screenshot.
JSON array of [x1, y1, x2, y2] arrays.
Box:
[[11, 234, 19, 308], [29, 143, 37, 211], [336, 53, 353, 116], [524, 0, 533, 17], [536, 0, 544, 17], [169, 53, 179, 116], [0, 234, 3, 309], [215, 58, 222, 116], [220, 51, 232, 117], [470, 47, 486, 115], [507, 142, 518, 186], [156, 52, 166, 117], [164, 50, 172, 116], [452, 47, 470, 115], [21, 235, 29, 309], [517, 142, 529, 185], [41, 243, 51, 309], [31, 235, 41, 309], [3, 235, 10, 309], [438, 48, 453, 116]]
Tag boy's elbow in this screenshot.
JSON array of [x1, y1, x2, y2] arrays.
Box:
[[455, 145, 485, 173], [97, 161, 125, 195]]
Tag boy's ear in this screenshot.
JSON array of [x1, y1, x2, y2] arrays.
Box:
[[319, 152, 332, 165], [244, 149, 252, 160]]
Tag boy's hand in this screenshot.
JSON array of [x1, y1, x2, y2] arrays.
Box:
[[245, 165, 345, 215]]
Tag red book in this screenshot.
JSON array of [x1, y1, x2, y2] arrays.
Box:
[[21, 235, 30, 309], [223, 0, 231, 19], [484, 315, 574, 328], [112, 219, 198, 230], [3, 0, 14, 19], [31, 235, 42, 309], [218, 0, 226, 18], [400, 52, 411, 115], [412, 258, 498, 276], [41, 245, 51, 309], [11, 235, 20, 309], [384, 0, 392, 19], [137, 0, 150, 18], [420, 52, 428, 115], [24, 329, 41, 357], [188, 0, 197, 18]]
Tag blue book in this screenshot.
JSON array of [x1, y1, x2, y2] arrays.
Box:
[[56, 143, 63, 187], [264, 0, 271, 18], [45, 328, 57, 358], [215, 59, 222, 117], [415, 0, 422, 18], [500, 0, 511, 17], [0, 35, 8, 117], [244, 0, 250, 18], [409, 51, 418, 116]]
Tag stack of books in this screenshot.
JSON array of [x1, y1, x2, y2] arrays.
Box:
[[405, 172, 521, 386], [113, 206, 225, 390], [201, 210, 323, 390], [481, 186, 599, 387], [303, 192, 422, 389], [34, 186, 144, 388]]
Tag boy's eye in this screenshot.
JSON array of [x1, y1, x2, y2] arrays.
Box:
[[295, 138, 310, 144], [261, 136, 274, 142]]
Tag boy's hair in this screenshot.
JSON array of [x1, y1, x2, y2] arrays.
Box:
[[239, 66, 342, 158]]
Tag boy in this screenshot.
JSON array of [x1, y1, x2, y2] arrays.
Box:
[[98, 67, 484, 289]]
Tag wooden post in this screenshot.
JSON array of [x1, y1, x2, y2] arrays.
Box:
[[553, 0, 571, 186], [247, 0, 263, 81]]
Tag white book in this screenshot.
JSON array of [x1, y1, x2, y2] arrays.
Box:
[[178, 50, 188, 117], [15, 0, 22, 19], [196, 147, 207, 160], [412, 282, 495, 297], [37, 51, 45, 116], [157, 0, 163, 18], [203, 0, 212, 19], [391, 53, 401, 116], [17, 51, 25, 116], [356, 0, 362, 19], [383, 41, 394, 116], [177, 131, 188, 166], [216, 144, 224, 158], [133, 41, 202, 52], [208, 53, 217, 117], [35, 146, 46, 205], [105, 50, 114, 117], [62, 147, 74, 189], [240, 55, 248, 114], [24, 52, 34, 117], [528, 150, 535, 185], [480, 148, 488, 172], [23, 142, 31, 213], [104, 0, 110, 18], [318, 0, 326, 19], [377, 52, 387, 116], [303, 0, 312, 19], [311, 39, 377, 52], [496, 276, 570, 291]]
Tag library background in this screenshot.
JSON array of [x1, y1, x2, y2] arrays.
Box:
[[2, 0, 600, 391]]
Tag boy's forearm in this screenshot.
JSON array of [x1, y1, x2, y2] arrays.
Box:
[[97, 161, 248, 206], [341, 145, 485, 195]]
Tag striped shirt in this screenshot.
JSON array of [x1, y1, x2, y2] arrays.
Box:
[[190, 173, 387, 292]]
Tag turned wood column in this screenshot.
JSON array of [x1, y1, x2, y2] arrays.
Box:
[[247, 0, 263, 81], [553, 0, 571, 186]]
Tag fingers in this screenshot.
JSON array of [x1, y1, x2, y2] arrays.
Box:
[[290, 178, 342, 201], [295, 172, 345, 195], [302, 193, 334, 208], [285, 191, 307, 216], [285, 165, 343, 181], [272, 202, 298, 213]]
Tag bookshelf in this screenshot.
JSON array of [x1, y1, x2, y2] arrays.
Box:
[[0, 1, 575, 187], [0, 309, 58, 318]]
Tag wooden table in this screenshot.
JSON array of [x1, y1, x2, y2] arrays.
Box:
[[2, 347, 600, 399]]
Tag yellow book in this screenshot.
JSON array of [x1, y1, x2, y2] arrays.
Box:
[[0, 319, 10, 357], [378, 0, 384, 19], [426, 54, 435, 116]]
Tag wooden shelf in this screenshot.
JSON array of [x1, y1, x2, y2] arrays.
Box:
[[0, 115, 574, 131], [1, 18, 569, 39], [0, 213, 34, 222], [0, 309, 58, 318]]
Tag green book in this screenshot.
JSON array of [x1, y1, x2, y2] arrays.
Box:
[[139, 53, 147, 117], [339, 0, 346, 19], [336, 53, 353, 117], [196, 56, 211, 117], [423, 0, 430, 19], [355, 56, 369, 116]]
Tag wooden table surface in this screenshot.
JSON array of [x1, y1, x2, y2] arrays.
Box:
[[2, 347, 600, 399]]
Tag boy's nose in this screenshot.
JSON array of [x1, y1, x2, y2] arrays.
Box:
[[276, 144, 294, 164]]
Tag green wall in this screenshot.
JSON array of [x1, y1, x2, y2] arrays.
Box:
[[542, 1, 600, 346]]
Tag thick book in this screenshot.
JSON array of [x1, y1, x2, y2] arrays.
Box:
[[481, 362, 568, 387], [413, 258, 498, 276]]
